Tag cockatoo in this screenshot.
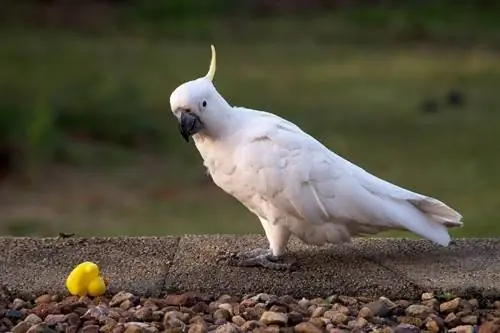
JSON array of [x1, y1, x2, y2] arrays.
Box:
[[170, 45, 463, 270]]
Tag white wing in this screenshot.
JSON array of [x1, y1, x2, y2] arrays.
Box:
[[231, 111, 462, 246]]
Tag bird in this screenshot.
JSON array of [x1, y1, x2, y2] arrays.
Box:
[[169, 45, 463, 270], [446, 89, 465, 108]]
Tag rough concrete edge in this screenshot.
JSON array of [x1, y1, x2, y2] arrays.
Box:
[[159, 236, 182, 296], [2, 235, 499, 300]]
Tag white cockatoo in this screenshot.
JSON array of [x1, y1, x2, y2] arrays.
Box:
[[170, 45, 463, 270]]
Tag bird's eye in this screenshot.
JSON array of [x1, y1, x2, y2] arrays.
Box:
[[202, 100, 207, 107]]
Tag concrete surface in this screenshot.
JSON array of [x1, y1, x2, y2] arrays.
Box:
[[0, 235, 498, 299]]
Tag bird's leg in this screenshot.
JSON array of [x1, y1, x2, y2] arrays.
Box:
[[228, 248, 296, 270], [230, 247, 270, 259], [222, 218, 298, 271]]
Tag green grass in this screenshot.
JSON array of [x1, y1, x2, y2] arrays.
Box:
[[0, 25, 499, 238]]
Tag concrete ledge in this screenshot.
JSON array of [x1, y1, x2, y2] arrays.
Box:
[[0, 235, 498, 300]]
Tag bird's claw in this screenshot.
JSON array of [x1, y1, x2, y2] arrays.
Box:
[[218, 248, 299, 271]]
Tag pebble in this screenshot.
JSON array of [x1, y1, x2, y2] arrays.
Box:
[[425, 318, 440, 333], [260, 311, 288, 326], [12, 298, 27, 310], [44, 314, 65, 326], [81, 325, 101, 333], [2, 291, 500, 333], [294, 322, 323, 333], [34, 294, 52, 304], [461, 315, 478, 325], [12, 321, 31, 333], [450, 325, 474, 333], [365, 300, 390, 317], [323, 311, 348, 325], [358, 306, 373, 319], [405, 304, 432, 319], [110, 291, 134, 307], [394, 323, 420, 333], [24, 314, 43, 326], [421, 292, 434, 301], [440, 297, 461, 313]]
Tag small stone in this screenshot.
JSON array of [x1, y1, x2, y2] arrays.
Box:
[[263, 326, 280, 333], [12, 322, 30, 333], [397, 316, 421, 327], [124, 325, 143, 333], [461, 315, 478, 325], [252, 293, 271, 302], [110, 292, 134, 307], [440, 298, 461, 313], [165, 292, 210, 307], [6, 309, 24, 319], [365, 300, 390, 317], [468, 299, 479, 309], [240, 320, 262, 331], [297, 298, 310, 308], [395, 300, 410, 309], [101, 321, 118, 333], [479, 321, 500, 333], [323, 311, 348, 325], [214, 323, 240, 333], [63, 313, 80, 327], [164, 311, 188, 330], [358, 307, 373, 319], [81, 325, 100, 333], [24, 314, 42, 325], [119, 300, 133, 310], [348, 317, 368, 330], [450, 325, 474, 333], [311, 307, 326, 318], [421, 292, 434, 301], [394, 323, 420, 333], [330, 303, 350, 315], [45, 314, 66, 326], [308, 318, 324, 328], [229, 316, 243, 327], [294, 322, 323, 333], [12, 298, 27, 310], [287, 312, 303, 326], [188, 323, 206, 333], [406, 304, 432, 319], [134, 306, 154, 321], [66, 326, 80, 333], [26, 324, 56, 333], [35, 294, 52, 304], [32, 303, 57, 320], [422, 298, 439, 309], [214, 309, 231, 321], [260, 311, 288, 326], [218, 303, 234, 316], [379, 297, 397, 309], [425, 319, 440, 333], [378, 328, 395, 333]]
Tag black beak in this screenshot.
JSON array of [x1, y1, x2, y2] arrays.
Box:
[[179, 112, 203, 143]]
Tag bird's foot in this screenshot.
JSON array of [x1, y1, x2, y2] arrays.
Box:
[[219, 247, 298, 271]]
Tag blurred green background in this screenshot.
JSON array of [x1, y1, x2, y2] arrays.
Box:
[[0, 0, 499, 238]]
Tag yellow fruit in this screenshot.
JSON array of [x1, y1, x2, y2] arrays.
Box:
[[87, 276, 106, 297], [66, 261, 106, 297]]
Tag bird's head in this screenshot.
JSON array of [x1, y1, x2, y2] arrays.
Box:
[[170, 45, 230, 142]]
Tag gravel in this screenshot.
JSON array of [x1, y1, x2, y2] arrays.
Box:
[[1, 288, 500, 333]]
